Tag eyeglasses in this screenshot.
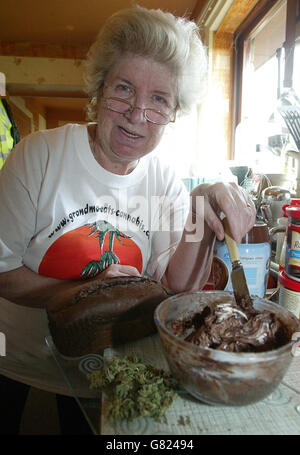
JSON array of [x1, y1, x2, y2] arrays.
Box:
[[101, 97, 176, 125]]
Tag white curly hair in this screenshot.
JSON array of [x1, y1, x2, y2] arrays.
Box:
[[84, 5, 207, 121]]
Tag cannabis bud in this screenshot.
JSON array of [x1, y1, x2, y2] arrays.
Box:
[[87, 355, 179, 422]]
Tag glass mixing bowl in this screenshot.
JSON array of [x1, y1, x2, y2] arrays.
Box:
[[154, 291, 300, 406]]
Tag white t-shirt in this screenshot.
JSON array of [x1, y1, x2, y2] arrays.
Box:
[[0, 123, 189, 393]]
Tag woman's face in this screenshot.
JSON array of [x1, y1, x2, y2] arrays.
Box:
[[95, 55, 177, 174]]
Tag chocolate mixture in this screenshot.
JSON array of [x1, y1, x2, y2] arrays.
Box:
[[170, 296, 290, 353]]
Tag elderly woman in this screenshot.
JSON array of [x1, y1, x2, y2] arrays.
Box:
[[0, 6, 255, 434]]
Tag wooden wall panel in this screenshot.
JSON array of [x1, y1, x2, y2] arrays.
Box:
[[211, 0, 262, 159], [46, 108, 87, 129], [7, 99, 32, 139]]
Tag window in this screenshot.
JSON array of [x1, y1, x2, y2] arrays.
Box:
[[234, 0, 300, 170], [294, 36, 300, 95], [240, 1, 287, 123]]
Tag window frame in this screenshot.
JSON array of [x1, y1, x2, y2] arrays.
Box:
[[233, 0, 300, 135]]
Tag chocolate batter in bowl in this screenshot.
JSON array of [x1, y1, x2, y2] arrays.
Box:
[[154, 291, 300, 406], [212, 257, 229, 290]]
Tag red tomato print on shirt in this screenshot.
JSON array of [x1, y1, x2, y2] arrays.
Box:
[[39, 221, 143, 280]]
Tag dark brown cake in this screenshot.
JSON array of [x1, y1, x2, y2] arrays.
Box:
[[47, 276, 171, 357]]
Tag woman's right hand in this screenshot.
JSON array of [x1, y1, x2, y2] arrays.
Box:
[[96, 264, 141, 279], [46, 264, 142, 313], [191, 182, 256, 243], [0, 264, 141, 309]]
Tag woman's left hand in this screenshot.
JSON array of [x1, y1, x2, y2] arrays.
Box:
[[191, 182, 256, 243]]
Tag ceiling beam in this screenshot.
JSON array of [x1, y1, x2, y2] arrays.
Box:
[[0, 41, 88, 59], [6, 84, 87, 98], [1, 55, 86, 98]]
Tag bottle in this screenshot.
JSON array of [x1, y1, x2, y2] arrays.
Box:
[[285, 205, 300, 281], [279, 199, 300, 271], [213, 222, 270, 298]]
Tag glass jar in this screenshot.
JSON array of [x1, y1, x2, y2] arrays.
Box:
[[212, 222, 270, 298], [285, 206, 300, 281], [279, 199, 300, 271]]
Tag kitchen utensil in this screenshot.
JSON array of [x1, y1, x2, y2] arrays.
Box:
[[262, 186, 291, 202], [278, 105, 300, 149], [222, 218, 251, 304], [260, 186, 291, 227]]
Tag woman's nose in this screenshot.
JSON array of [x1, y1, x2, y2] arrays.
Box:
[[124, 105, 146, 124]]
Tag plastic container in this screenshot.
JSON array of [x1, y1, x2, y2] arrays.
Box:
[[278, 270, 300, 319], [285, 205, 300, 281], [154, 291, 300, 406], [212, 223, 270, 298]]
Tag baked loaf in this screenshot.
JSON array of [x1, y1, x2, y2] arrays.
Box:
[[47, 276, 171, 357]]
